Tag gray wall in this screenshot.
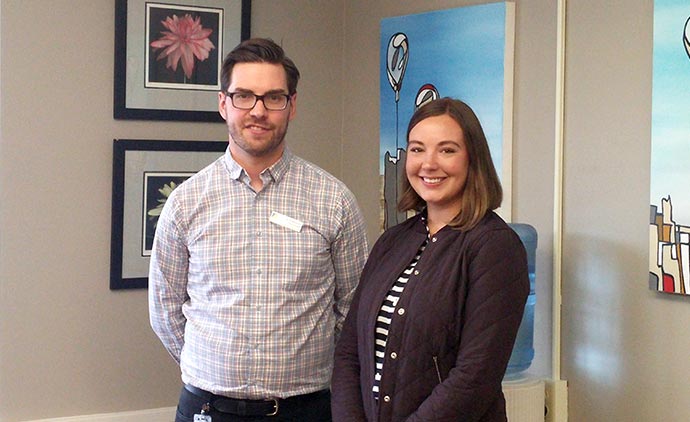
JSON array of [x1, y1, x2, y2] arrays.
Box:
[[2, 0, 687, 421], [562, 1, 690, 421]]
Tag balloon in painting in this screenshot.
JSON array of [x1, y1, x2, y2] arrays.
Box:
[[684, 16, 690, 60], [387, 33, 409, 102], [415, 84, 440, 110]]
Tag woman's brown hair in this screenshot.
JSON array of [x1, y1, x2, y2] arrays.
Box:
[[397, 97, 502, 231]]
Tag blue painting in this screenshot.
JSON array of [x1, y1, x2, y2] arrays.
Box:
[[380, 2, 514, 230], [649, 0, 690, 294]]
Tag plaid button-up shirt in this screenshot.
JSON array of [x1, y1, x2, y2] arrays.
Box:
[[149, 148, 368, 399]]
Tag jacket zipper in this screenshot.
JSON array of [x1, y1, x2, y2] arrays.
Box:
[[432, 356, 442, 384]]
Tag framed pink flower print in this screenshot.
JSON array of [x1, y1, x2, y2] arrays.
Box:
[[114, 0, 250, 122]]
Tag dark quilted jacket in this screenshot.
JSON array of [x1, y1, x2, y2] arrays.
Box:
[[331, 212, 529, 422]]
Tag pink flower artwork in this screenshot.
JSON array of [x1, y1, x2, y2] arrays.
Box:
[[150, 14, 215, 79]]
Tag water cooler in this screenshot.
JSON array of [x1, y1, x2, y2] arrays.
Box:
[[502, 223, 544, 421]]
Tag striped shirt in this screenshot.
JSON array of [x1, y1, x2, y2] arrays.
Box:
[[373, 228, 430, 400], [149, 148, 368, 399]]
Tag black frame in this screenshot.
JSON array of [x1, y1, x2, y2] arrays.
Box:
[[114, 0, 251, 122], [110, 139, 227, 289]]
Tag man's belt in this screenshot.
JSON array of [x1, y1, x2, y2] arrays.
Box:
[[184, 384, 328, 417]]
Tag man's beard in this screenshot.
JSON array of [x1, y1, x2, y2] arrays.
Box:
[[228, 119, 289, 157]]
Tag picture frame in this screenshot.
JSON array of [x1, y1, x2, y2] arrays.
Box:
[[114, 0, 251, 122], [110, 139, 227, 290]]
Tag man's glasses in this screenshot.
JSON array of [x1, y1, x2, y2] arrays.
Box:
[[225, 92, 291, 111]]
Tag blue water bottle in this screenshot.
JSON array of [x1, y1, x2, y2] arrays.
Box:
[[504, 223, 537, 380]]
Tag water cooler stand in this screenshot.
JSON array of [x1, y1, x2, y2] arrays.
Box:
[[503, 378, 545, 421]]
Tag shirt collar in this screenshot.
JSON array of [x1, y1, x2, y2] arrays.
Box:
[[414, 208, 430, 234], [267, 148, 292, 183], [223, 146, 293, 184]]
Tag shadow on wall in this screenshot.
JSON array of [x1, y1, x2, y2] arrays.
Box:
[[561, 233, 690, 421]]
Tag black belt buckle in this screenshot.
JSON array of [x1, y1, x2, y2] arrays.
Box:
[[266, 399, 279, 416]]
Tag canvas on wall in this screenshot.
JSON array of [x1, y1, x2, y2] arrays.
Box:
[[379, 2, 515, 231], [649, 0, 690, 294]]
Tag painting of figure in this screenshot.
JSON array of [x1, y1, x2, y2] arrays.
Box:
[[379, 3, 514, 230]]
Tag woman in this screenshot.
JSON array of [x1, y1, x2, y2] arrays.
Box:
[[331, 98, 529, 422]]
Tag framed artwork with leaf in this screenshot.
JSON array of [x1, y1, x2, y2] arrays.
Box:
[[110, 139, 227, 290], [113, 0, 251, 122]]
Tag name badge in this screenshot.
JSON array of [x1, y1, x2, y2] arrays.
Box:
[[269, 211, 304, 232]]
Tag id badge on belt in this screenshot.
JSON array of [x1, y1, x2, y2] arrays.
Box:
[[194, 403, 212, 422]]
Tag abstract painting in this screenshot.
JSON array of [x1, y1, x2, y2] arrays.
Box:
[[649, 0, 690, 294], [379, 2, 515, 231]]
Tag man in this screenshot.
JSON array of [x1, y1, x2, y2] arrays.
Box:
[[149, 38, 369, 422]]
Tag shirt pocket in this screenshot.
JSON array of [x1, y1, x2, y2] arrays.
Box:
[[271, 223, 333, 292]]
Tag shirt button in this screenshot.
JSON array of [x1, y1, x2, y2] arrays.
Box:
[[432, 237, 437, 242], [390, 352, 397, 359], [414, 270, 419, 275], [256, 231, 262, 237], [397, 308, 405, 315], [383, 395, 391, 402]]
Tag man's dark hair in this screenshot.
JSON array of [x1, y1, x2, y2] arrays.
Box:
[[220, 38, 300, 94]]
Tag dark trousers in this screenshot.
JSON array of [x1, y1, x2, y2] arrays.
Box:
[[175, 385, 333, 422]]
